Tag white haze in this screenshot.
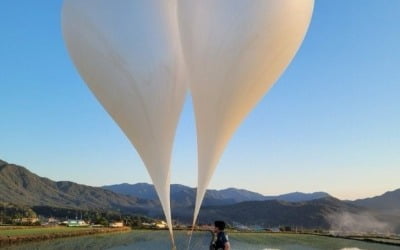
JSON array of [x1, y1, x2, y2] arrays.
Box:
[[327, 211, 394, 235]]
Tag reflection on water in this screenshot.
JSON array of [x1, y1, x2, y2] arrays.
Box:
[[1, 231, 398, 250]]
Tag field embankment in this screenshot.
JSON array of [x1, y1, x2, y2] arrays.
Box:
[[0, 226, 131, 246]]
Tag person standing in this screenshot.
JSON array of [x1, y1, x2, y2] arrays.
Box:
[[211, 221, 230, 250]]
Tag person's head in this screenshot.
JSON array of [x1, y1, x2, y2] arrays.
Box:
[[214, 220, 226, 232]]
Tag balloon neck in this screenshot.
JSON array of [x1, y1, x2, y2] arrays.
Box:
[[169, 232, 176, 250]]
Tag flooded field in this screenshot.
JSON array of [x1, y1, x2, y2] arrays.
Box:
[[2, 230, 399, 250]]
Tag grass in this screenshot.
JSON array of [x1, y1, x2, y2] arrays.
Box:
[[0, 226, 94, 237], [0, 226, 131, 246]]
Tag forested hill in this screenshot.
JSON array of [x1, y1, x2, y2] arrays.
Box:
[[0, 160, 158, 214]]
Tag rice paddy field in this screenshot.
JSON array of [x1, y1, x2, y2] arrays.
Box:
[[0, 227, 99, 237], [0, 226, 130, 247], [1, 230, 399, 250], [2, 229, 400, 250]]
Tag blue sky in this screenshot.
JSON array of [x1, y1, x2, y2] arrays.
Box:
[[0, 1, 399, 200]]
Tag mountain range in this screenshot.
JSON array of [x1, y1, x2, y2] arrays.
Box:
[[102, 183, 330, 207], [0, 160, 160, 215], [1, 159, 399, 232], [353, 189, 400, 213]]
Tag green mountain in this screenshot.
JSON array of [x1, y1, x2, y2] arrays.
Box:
[[352, 189, 400, 212], [0, 160, 158, 215]]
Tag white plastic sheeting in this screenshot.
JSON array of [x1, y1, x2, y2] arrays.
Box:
[[177, 0, 314, 227], [62, 0, 185, 246]]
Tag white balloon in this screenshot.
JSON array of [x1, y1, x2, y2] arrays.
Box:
[[177, 0, 314, 226], [62, 0, 185, 245]]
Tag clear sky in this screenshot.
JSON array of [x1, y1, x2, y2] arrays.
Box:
[[1, 1, 399, 200]]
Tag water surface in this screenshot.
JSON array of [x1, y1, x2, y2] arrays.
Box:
[[2, 231, 398, 250]]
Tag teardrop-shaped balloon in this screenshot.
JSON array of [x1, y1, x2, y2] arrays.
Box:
[[177, 0, 314, 226], [62, 0, 185, 245]]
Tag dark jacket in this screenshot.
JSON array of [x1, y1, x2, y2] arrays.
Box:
[[210, 231, 229, 250]]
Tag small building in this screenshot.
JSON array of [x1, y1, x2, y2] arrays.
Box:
[[67, 219, 88, 227], [109, 221, 124, 228], [47, 217, 59, 224], [155, 220, 167, 229], [269, 227, 281, 232], [60, 220, 68, 225], [41, 217, 59, 226], [13, 217, 39, 224]]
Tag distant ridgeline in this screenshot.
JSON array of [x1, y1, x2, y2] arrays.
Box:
[[0, 159, 399, 232]]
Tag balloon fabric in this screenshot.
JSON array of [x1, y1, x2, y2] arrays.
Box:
[[62, 0, 186, 246], [177, 0, 314, 227], [62, 0, 314, 247]]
